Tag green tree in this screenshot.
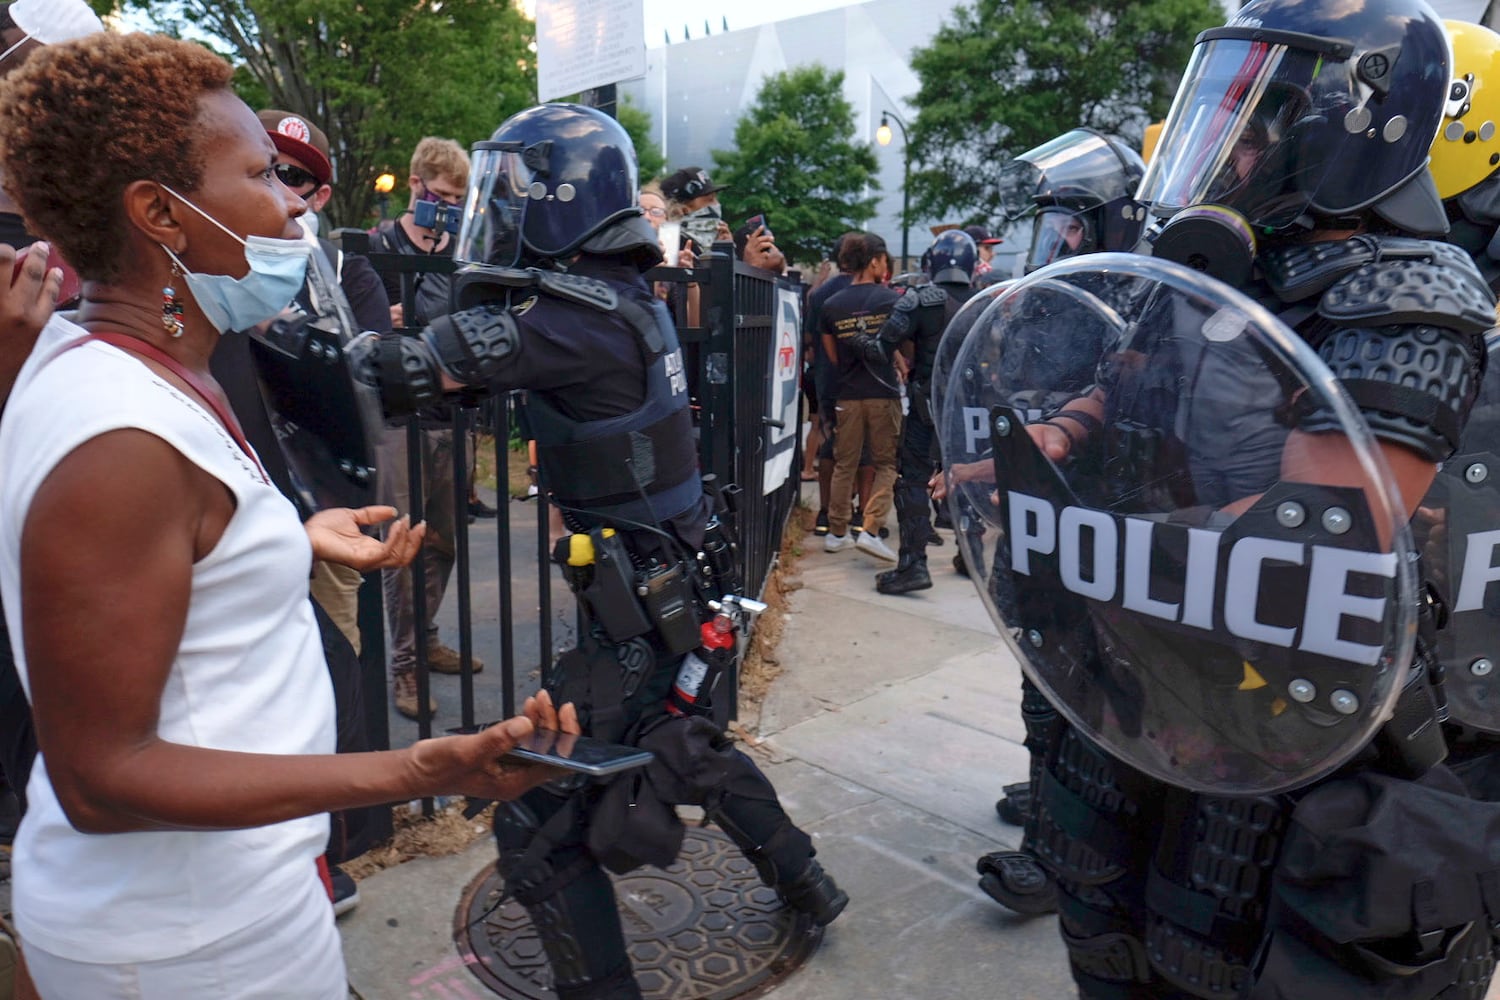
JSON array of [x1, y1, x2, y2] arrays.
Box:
[[712, 65, 879, 264], [98, 0, 537, 227], [617, 95, 666, 181], [907, 0, 1222, 226]]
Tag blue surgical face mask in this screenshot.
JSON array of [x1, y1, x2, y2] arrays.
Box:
[[159, 184, 309, 334]]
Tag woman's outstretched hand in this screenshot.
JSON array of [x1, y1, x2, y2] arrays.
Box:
[[305, 505, 426, 570]]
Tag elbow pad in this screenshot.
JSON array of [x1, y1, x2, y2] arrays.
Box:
[[850, 331, 888, 366], [421, 304, 521, 386], [347, 330, 446, 420]]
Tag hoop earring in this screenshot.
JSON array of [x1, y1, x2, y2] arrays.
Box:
[[161, 257, 185, 338]]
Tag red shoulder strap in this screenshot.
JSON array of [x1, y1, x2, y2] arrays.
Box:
[[82, 332, 268, 483]]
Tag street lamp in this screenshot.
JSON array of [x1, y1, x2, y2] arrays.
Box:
[[374, 172, 396, 220], [876, 109, 911, 268]]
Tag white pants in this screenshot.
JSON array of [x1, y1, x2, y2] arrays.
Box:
[[24, 867, 346, 999]]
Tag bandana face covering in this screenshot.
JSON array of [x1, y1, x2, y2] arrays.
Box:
[[158, 184, 309, 334]]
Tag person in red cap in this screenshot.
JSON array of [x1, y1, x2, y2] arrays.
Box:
[[961, 224, 1003, 281]]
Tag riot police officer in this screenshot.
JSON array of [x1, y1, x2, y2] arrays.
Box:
[[849, 228, 976, 595], [973, 0, 1500, 996], [932, 127, 1146, 917], [350, 103, 846, 1000]]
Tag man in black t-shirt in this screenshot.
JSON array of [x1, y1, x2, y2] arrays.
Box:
[[819, 233, 901, 560]]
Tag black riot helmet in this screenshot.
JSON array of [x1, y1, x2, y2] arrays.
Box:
[[927, 229, 976, 284], [1137, 0, 1452, 239], [1002, 129, 1148, 274], [454, 103, 662, 272]]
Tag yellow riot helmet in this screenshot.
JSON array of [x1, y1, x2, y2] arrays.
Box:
[[1431, 20, 1500, 201]]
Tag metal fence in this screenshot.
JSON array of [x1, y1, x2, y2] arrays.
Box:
[[336, 231, 804, 760]]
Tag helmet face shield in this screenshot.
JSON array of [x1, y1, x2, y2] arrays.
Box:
[[455, 143, 528, 269], [1027, 207, 1095, 271], [1003, 129, 1145, 220], [1138, 36, 1338, 231]]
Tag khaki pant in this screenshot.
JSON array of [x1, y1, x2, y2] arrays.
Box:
[[375, 425, 457, 676], [309, 561, 363, 656], [828, 397, 902, 537]]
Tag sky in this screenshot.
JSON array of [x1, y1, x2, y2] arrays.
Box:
[[521, 0, 861, 47], [640, 0, 856, 45]]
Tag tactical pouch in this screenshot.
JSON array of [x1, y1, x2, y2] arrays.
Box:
[[1250, 768, 1500, 999], [579, 528, 651, 643]]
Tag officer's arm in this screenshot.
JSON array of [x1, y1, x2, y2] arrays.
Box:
[[348, 303, 522, 418]]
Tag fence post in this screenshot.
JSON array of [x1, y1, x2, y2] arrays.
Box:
[[701, 243, 737, 484]]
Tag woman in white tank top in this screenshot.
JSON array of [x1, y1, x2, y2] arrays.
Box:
[[0, 34, 577, 999]]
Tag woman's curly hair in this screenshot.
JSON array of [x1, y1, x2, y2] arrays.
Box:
[[0, 33, 232, 283]]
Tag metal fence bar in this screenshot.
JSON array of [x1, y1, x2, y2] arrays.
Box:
[[451, 406, 476, 733], [495, 401, 517, 719]]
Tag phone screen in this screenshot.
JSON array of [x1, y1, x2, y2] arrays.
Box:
[[659, 220, 682, 263], [504, 729, 655, 777]]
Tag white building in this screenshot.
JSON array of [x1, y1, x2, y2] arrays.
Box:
[[622, 0, 1488, 269]]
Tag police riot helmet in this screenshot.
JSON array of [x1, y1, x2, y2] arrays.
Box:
[[928, 229, 977, 285], [1136, 0, 1452, 239], [1429, 21, 1500, 271], [1003, 129, 1148, 274], [455, 103, 661, 270]]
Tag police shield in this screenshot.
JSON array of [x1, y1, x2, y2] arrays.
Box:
[[939, 253, 1416, 794], [1419, 330, 1500, 733], [930, 279, 1012, 427], [246, 238, 384, 515]]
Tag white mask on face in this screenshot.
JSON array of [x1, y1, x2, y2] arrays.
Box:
[[158, 184, 309, 334]]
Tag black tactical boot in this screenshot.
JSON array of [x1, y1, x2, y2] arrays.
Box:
[[994, 781, 1031, 826], [778, 859, 849, 927], [876, 558, 932, 595], [976, 850, 1058, 916]]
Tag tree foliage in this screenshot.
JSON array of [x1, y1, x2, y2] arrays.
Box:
[[617, 95, 666, 181], [907, 0, 1222, 226], [712, 65, 879, 264], [99, 0, 537, 227]]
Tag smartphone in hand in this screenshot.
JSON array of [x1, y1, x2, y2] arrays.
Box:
[[505, 729, 654, 777]]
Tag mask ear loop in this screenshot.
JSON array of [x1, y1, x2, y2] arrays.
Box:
[[0, 34, 30, 66], [157, 183, 249, 247]]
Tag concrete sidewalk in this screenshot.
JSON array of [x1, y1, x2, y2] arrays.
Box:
[[339, 518, 1073, 998]]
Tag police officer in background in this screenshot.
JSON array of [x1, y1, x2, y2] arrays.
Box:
[[849, 228, 975, 595], [351, 103, 846, 1000], [966, 127, 1147, 918], [997, 0, 1500, 996]]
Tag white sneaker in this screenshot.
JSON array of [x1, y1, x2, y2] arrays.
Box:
[[825, 533, 854, 553], [856, 532, 898, 562]]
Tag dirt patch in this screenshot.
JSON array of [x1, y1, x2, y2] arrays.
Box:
[[735, 504, 812, 731], [341, 800, 496, 881]]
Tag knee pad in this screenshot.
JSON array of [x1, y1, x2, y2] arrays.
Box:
[[1056, 876, 1155, 1000], [1144, 791, 1288, 999], [1032, 727, 1158, 887]]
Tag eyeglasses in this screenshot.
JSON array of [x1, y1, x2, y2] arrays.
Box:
[[273, 163, 320, 190], [642, 206, 666, 219]]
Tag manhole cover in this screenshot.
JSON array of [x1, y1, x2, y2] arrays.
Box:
[[455, 826, 825, 999]]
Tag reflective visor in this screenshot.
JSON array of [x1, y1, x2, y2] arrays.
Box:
[[455, 144, 528, 268], [1027, 207, 1093, 271], [1003, 129, 1139, 218], [1137, 37, 1332, 231]]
